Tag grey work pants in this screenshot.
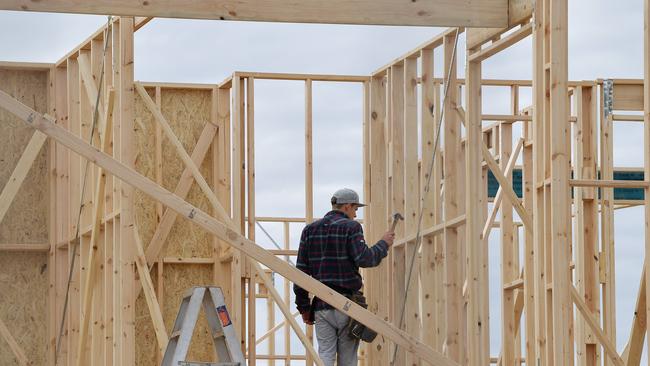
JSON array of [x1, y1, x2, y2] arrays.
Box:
[[314, 309, 360, 366]]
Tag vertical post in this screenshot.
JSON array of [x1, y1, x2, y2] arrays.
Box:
[[522, 115, 535, 366], [54, 64, 70, 365], [643, 0, 650, 365], [67, 55, 81, 366], [390, 62, 406, 365], [500, 121, 515, 365], [403, 55, 420, 366], [466, 33, 487, 366], [47, 65, 58, 366], [283, 222, 291, 366], [368, 74, 389, 364], [231, 74, 243, 351], [443, 32, 461, 363], [304, 78, 314, 366], [420, 47, 437, 351], [547, 0, 573, 364], [532, 0, 547, 363], [575, 85, 600, 366], [246, 76, 257, 365], [118, 16, 135, 366], [154, 85, 164, 366]]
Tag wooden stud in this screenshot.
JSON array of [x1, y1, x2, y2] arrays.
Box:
[[133, 225, 168, 358], [466, 35, 487, 366]]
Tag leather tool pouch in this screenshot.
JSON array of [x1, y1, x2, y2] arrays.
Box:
[[346, 293, 377, 343]]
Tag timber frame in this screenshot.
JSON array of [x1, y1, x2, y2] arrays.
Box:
[[1, 1, 650, 365]]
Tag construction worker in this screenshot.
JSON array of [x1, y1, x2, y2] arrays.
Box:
[[294, 188, 395, 366]]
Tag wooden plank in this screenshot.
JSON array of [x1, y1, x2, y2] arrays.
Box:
[[0, 243, 50, 251], [403, 56, 421, 366], [0, 317, 28, 366], [419, 47, 438, 352], [117, 18, 136, 366], [531, 0, 546, 362], [304, 77, 315, 366], [548, 0, 573, 364], [570, 286, 624, 366], [466, 0, 533, 49], [468, 22, 533, 63], [613, 83, 643, 111], [443, 32, 462, 363], [368, 74, 389, 364], [246, 76, 257, 365], [499, 122, 515, 366], [644, 1, 650, 366], [2, 0, 508, 27], [481, 143, 532, 229], [480, 138, 523, 242], [390, 62, 407, 365], [570, 179, 648, 188], [465, 42, 487, 365], [133, 225, 168, 358], [235, 71, 367, 83], [0, 88, 459, 366], [621, 262, 645, 366], [0, 130, 48, 225]]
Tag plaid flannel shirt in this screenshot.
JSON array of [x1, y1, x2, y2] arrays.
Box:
[[293, 210, 388, 313]]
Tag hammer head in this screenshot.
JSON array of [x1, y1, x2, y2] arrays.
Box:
[[392, 212, 404, 222]]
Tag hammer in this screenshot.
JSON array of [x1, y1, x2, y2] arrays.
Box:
[[389, 212, 404, 232]]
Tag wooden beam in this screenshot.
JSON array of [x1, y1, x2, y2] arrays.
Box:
[[133, 225, 168, 358], [2, 0, 508, 27], [480, 142, 532, 229], [0, 129, 48, 225], [570, 286, 624, 366], [468, 22, 533, 63], [0, 89, 458, 366], [481, 138, 524, 241], [570, 179, 649, 188], [0, 243, 50, 251], [256, 312, 300, 346], [621, 262, 645, 366]]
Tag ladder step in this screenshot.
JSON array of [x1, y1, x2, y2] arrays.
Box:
[[212, 330, 225, 340], [170, 330, 182, 339]]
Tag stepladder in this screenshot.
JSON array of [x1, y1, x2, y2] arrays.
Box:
[[161, 286, 246, 366]]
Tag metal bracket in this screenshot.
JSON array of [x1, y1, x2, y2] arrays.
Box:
[[603, 79, 614, 119]]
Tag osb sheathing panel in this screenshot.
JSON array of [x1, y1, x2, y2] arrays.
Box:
[[160, 88, 213, 258], [0, 68, 49, 243], [0, 253, 48, 365], [133, 87, 217, 366], [0, 68, 49, 366]]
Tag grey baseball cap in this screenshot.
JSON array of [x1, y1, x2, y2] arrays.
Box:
[[331, 188, 366, 207]]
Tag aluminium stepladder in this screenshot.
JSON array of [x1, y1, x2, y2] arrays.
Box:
[[161, 286, 246, 366]]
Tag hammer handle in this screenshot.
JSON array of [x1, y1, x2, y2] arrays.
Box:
[[389, 219, 399, 232]]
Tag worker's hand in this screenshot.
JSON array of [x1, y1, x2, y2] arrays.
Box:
[[382, 231, 396, 247], [301, 311, 314, 325]]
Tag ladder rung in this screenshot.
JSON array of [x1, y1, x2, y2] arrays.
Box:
[[170, 330, 182, 339], [212, 330, 225, 340]]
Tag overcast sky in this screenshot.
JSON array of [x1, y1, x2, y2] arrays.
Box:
[[0, 1, 647, 363]]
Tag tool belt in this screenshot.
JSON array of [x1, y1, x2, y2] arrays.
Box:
[[345, 293, 377, 343]]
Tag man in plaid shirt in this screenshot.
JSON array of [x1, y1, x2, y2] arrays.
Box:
[[294, 188, 395, 366]]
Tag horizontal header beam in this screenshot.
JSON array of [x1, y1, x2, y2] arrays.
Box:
[[0, 0, 507, 27]]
